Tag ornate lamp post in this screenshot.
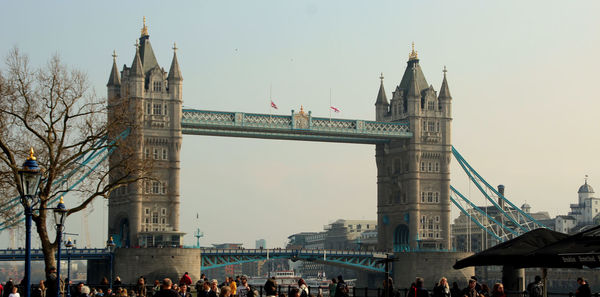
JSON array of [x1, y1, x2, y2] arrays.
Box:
[[65, 238, 75, 297], [106, 237, 115, 290], [54, 197, 68, 297], [18, 148, 42, 297]]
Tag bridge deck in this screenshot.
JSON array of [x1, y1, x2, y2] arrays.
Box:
[[181, 109, 412, 144], [0, 248, 390, 272]]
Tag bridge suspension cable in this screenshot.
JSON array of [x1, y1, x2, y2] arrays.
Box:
[[450, 146, 547, 243], [0, 129, 130, 232]]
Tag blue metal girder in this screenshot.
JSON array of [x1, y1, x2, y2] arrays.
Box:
[[181, 109, 412, 144], [0, 248, 111, 261], [199, 248, 389, 272]]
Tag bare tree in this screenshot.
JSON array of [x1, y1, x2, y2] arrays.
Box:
[[0, 48, 151, 276]]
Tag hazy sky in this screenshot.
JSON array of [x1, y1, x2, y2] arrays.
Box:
[[1, 1, 600, 249]]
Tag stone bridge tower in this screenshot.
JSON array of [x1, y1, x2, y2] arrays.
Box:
[[106, 19, 183, 247], [375, 45, 452, 251]]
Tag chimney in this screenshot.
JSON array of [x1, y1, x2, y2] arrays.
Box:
[[497, 185, 505, 210]]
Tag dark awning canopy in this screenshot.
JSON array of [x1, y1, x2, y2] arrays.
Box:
[[453, 228, 569, 269], [525, 225, 600, 268]]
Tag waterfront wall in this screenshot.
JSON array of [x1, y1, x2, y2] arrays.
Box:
[[392, 252, 474, 287], [88, 248, 202, 284]]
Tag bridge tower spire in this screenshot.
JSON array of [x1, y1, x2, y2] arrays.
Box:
[[107, 21, 184, 248], [375, 43, 452, 252]]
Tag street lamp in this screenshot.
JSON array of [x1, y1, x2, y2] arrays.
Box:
[[54, 197, 68, 297], [65, 238, 75, 297], [18, 148, 42, 297], [106, 236, 115, 290]]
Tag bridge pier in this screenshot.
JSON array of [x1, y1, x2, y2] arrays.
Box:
[[88, 248, 201, 284], [391, 252, 474, 288]]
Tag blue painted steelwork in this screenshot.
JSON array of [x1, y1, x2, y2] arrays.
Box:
[[181, 109, 412, 144], [0, 129, 131, 231], [0, 248, 390, 273], [198, 248, 390, 272], [451, 146, 547, 241], [450, 186, 518, 237], [452, 146, 527, 232], [0, 248, 111, 261], [453, 147, 546, 229], [450, 195, 502, 241]]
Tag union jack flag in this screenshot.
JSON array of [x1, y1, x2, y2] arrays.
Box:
[[271, 101, 278, 109], [330, 106, 340, 113]]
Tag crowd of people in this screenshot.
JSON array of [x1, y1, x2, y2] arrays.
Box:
[[0, 273, 593, 297]]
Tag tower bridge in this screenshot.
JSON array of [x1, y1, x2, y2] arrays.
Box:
[[0, 22, 544, 285], [99, 22, 464, 284]]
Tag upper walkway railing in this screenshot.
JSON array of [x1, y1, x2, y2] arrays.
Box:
[[181, 109, 412, 144], [0, 248, 110, 260]]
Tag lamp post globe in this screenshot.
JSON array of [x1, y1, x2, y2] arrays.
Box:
[[18, 148, 42, 297], [54, 197, 68, 297]]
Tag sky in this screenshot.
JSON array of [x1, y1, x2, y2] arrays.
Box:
[[1, 1, 600, 249]]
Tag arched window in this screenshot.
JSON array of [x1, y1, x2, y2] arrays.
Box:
[[394, 224, 410, 252]]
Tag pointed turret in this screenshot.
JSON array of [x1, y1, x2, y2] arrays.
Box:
[[107, 50, 121, 87], [438, 66, 451, 99], [138, 17, 159, 75], [167, 43, 183, 81], [375, 73, 389, 106], [375, 73, 389, 121], [168, 43, 183, 100], [131, 42, 144, 78]]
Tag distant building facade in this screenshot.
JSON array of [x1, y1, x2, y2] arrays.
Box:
[[286, 219, 377, 278]]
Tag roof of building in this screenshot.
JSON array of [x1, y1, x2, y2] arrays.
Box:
[[138, 35, 159, 75], [167, 49, 182, 81], [578, 180, 594, 193], [438, 66, 451, 99], [107, 53, 121, 86], [375, 73, 389, 105]]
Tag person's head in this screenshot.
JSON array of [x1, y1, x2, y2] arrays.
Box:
[[534, 276, 541, 282], [185, 272, 189, 276], [452, 282, 459, 289], [181, 285, 188, 292], [241, 276, 248, 285], [219, 286, 231, 297], [12, 287, 18, 293], [493, 283, 504, 293], [172, 284, 179, 292], [81, 286, 91, 296], [138, 277, 145, 285], [439, 277, 447, 287], [468, 279, 476, 289], [39, 280, 45, 289], [290, 288, 300, 297], [201, 274, 206, 279], [337, 275, 344, 283], [211, 280, 218, 290], [107, 289, 112, 295], [481, 284, 489, 292], [203, 281, 211, 291], [577, 277, 585, 285], [298, 279, 306, 287], [78, 283, 85, 291], [116, 276, 121, 282], [154, 280, 160, 286], [415, 278, 424, 288], [162, 278, 173, 290]]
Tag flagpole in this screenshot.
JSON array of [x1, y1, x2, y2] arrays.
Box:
[[329, 88, 332, 122], [269, 83, 272, 122]]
